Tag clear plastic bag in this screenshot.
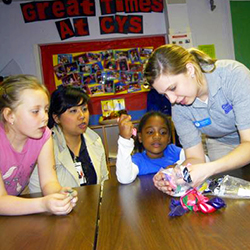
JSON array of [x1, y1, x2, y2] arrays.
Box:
[[161, 165, 191, 197], [211, 175, 250, 199], [161, 164, 211, 197]]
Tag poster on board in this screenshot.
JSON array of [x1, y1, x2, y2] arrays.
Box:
[[52, 47, 153, 97]]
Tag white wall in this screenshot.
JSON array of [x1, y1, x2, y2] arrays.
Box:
[[186, 0, 234, 60], [0, 0, 234, 79]]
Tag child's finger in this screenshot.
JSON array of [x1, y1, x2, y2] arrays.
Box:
[[153, 172, 165, 181], [132, 128, 137, 136], [119, 114, 128, 121], [121, 115, 132, 123]]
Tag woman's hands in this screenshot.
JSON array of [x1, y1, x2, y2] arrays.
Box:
[[118, 114, 134, 139], [185, 162, 212, 187], [153, 162, 213, 196], [42, 187, 78, 215]]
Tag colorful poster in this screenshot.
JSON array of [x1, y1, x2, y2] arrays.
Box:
[[52, 47, 153, 97], [101, 98, 125, 115]]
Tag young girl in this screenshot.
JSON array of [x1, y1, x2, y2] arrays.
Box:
[[29, 85, 109, 193], [116, 111, 185, 184], [0, 75, 77, 216]]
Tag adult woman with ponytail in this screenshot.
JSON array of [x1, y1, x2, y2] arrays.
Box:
[[144, 44, 250, 195]]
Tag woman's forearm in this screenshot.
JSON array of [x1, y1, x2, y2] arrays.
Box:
[[209, 141, 250, 177]]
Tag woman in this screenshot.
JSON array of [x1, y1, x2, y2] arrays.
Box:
[[29, 85, 109, 193], [144, 44, 250, 195]]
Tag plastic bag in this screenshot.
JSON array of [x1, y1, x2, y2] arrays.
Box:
[[161, 164, 210, 197], [161, 165, 192, 197], [210, 175, 250, 199]]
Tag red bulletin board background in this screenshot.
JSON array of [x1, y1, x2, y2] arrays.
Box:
[[39, 35, 166, 124]]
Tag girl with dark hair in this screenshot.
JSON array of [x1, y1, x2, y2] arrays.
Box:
[[29, 85, 109, 193], [116, 111, 185, 184]]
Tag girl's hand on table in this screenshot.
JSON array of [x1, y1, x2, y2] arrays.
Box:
[[43, 187, 78, 215], [60, 187, 78, 207]]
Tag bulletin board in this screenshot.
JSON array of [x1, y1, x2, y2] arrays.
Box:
[[52, 47, 152, 97], [39, 36, 166, 125]]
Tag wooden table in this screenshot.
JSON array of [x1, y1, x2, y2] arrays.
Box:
[[2, 166, 250, 250], [96, 166, 250, 250], [0, 185, 101, 250]]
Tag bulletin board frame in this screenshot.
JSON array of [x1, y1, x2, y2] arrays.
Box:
[[39, 35, 166, 125]]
